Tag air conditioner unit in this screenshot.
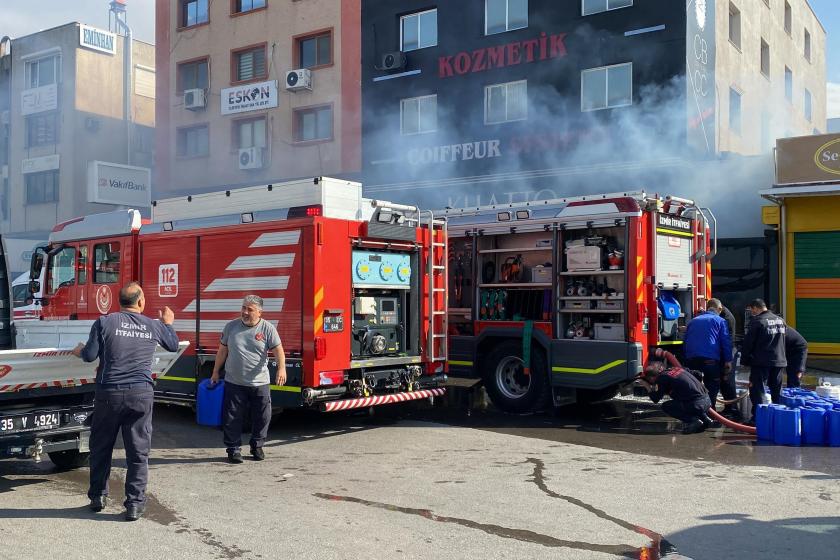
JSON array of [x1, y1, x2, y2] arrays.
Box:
[[238, 146, 264, 170], [184, 88, 206, 110], [380, 51, 406, 71], [0, 110, 9, 125], [285, 69, 312, 92]]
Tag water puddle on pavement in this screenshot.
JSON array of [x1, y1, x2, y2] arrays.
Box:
[[315, 457, 693, 559]]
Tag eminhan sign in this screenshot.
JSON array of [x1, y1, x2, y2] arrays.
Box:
[[87, 161, 151, 207], [221, 80, 279, 115], [438, 32, 567, 78], [79, 25, 116, 55]]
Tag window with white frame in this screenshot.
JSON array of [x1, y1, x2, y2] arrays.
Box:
[[729, 88, 741, 135], [401, 95, 437, 135], [485, 80, 527, 124], [581, 62, 632, 111], [177, 124, 210, 157], [485, 0, 528, 36], [401, 9, 437, 51], [582, 0, 633, 17], [26, 55, 60, 88], [804, 88, 812, 121], [236, 117, 267, 149]]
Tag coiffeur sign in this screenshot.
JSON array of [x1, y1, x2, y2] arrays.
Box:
[[438, 32, 568, 78]]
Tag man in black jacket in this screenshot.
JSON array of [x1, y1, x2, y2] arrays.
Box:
[[784, 326, 808, 388], [638, 362, 713, 434], [741, 299, 786, 421]]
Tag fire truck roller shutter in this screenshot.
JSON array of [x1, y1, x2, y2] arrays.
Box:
[[477, 331, 551, 414]]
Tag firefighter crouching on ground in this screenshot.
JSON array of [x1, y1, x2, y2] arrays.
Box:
[[72, 282, 180, 521], [683, 298, 732, 412], [740, 298, 787, 423], [211, 295, 287, 464], [637, 355, 713, 434], [784, 325, 808, 388]]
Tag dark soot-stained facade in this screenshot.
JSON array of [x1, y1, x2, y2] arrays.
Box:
[[361, 0, 719, 209]]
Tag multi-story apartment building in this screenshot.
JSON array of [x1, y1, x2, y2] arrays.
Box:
[[154, 0, 361, 195], [0, 23, 154, 272]]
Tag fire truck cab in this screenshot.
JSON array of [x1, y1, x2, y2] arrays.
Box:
[[31, 178, 447, 412], [443, 191, 715, 413]]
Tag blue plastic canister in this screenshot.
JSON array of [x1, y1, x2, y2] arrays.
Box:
[[801, 408, 827, 445], [829, 410, 840, 447], [774, 407, 801, 446], [197, 378, 225, 427], [756, 404, 774, 441]]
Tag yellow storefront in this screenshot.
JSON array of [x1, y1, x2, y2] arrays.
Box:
[[761, 133, 840, 356]]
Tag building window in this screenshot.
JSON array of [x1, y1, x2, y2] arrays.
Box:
[[236, 117, 266, 149], [785, 66, 793, 101], [485, 80, 527, 124], [25, 170, 59, 205], [181, 0, 209, 28], [581, 62, 632, 112], [728, 3, 741, 49], [485, 0, 528, 36], [729, 88, 741, 135], [234, 0, 265, 14], [233, 45, 267, 82], [177, 58, 209, 92], [784, 2, 791, 35], [47, 246, 75, 294], [401, 9, 437, 51], [294, 105, 333, 142], [760, 39, 770, 77], [177, 124, 209, 157], [804, 29, 811, 62], [297, 31, 332, 69], [25, 112, 59, 147], [94, 242, 121, 284], [401, 95, 437, 135], [582, 0, 633, 17], [26, 55, 60, 88], [804, 88, 812, 121]]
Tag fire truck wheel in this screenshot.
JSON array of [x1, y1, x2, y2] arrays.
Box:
[[48, 450, 90, 470], [483, 340, 550, 414]]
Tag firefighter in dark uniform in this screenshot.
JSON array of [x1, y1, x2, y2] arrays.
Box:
[[72, 282, 179, 521], [740, 298, 786, 422], [638, 361, 713, 434], [784, 325, 808, 388]]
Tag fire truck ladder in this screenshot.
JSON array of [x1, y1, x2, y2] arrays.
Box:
[[421, 210, 448, 364]]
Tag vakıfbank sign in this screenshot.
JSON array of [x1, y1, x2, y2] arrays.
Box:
[[79, 25, 116, 55], [87, 161, 151, 207], [776, 134, 840, 186]]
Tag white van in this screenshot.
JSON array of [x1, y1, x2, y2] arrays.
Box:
[[12, 271, 41, 321]]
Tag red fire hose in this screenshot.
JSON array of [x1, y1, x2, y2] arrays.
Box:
[[652, 349, 756, 435]]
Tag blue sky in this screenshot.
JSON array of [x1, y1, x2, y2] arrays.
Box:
[[809, 0, 839, 82]]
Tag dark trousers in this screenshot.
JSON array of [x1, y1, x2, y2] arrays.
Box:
[[687, 358, 721, 411], [749, 366, 784, 418], [223, 382, 272, 452], [661, 396, 712, 424], [786, 365, 802, 388], [88, 385, 154, 508]]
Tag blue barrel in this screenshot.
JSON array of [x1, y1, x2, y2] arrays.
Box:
[[197, 378, 225, 427], [829, 410, 840, 447], [756, 404, 774, 441], [773, 408, 801, 446], [801, 408, 827, 445]]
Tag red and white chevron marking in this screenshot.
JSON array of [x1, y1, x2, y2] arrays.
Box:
[[322, 387, 446, 413], [0, 377, 93, 393]]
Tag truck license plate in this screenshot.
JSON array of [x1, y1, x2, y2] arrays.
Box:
[[0, 412, 61, 434]]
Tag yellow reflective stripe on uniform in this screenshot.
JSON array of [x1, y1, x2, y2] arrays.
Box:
[[656, 228, 694, 238], [448, 360, 474, 367], [657, 341, 684, 345], [159, 376, 195, 382], [270, 385, 302, 392], [552, 359, 627, 375]]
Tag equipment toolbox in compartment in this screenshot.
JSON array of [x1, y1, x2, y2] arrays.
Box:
[[596, 300, 623, 310], [594, 323, 624, 341]]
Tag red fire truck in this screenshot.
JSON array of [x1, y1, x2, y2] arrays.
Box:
[[443, 191, 716, 413], [30, 178, 446, 412]]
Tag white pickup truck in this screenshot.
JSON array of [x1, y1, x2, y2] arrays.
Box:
[[1, 239, 186, 469]]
